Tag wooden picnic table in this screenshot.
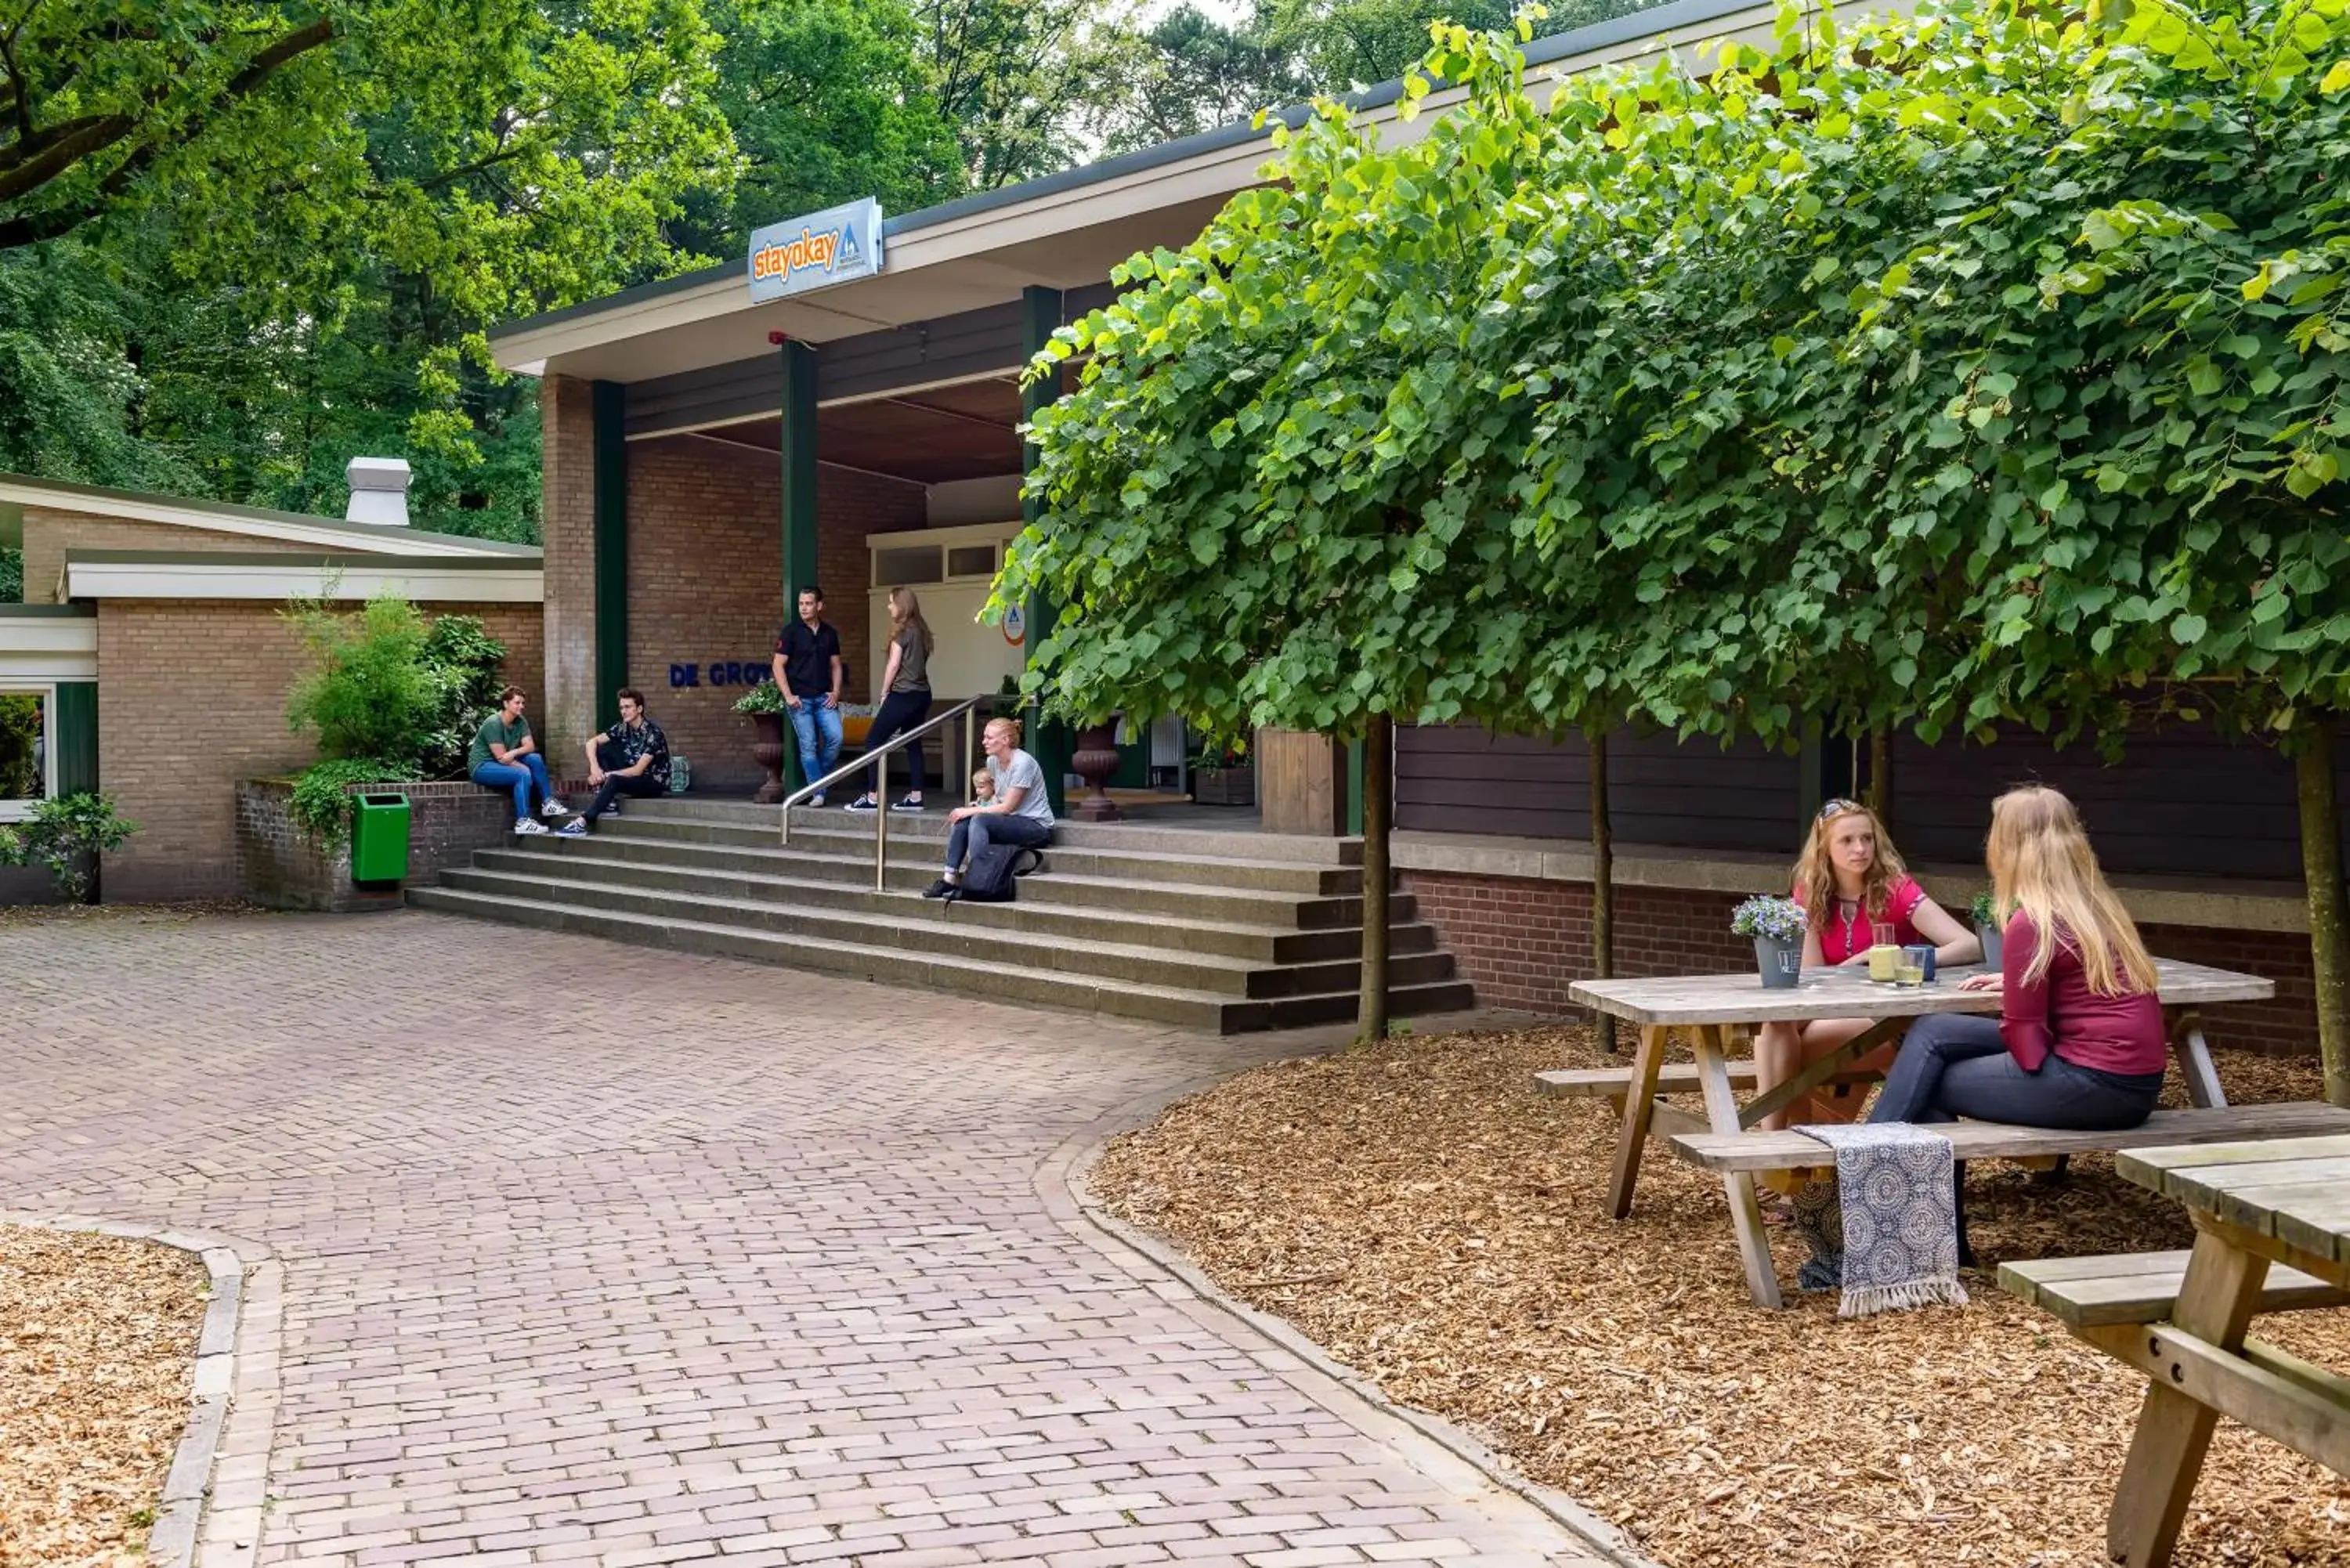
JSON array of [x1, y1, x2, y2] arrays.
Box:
[[2014, 1135, 2350, 1568], [1567, 959, 2275, 1308]]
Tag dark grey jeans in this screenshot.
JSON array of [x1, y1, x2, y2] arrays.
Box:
[[1869, 1013, 2165, 1129]]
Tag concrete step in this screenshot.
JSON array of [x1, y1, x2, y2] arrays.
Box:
[[518, 831, 1410, 928], [604, 815, 1363, 894], [436, 866, 1459, 999], [627, 796, 1361, 865], [407, 886, 1475, 1032], [470, 847, 1439, 964]]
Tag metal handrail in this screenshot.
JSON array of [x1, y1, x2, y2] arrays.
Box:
[[776, 693, 992, 888]]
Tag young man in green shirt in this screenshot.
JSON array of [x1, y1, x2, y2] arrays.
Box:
[[468, 686, 569, 834]]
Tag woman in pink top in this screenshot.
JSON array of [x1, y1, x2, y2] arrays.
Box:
[[1753, 798, 1979, 1129], [1868, 786, 2167, 1130]]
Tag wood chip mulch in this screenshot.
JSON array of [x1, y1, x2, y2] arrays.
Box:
[[0, 900, 258, 930], [0, 1227, 208, 1568], [1089, 1024, 2350, 1568]]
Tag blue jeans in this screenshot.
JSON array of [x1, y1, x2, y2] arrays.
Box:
[[1870, 1013, 2164, 1130], [945, 811, 1051, 873], [472, 753, 553, 819], [788, 699, 842, 792]]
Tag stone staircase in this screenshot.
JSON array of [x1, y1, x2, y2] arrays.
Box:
[[407, 797, 1475, 1032]]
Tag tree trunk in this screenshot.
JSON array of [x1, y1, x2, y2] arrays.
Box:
[[2294, 720, 2350, 1107], [1867, 728, 1893, 829], [1358, 711, 1392, 1044], [1590, 729, 1615, 1055]]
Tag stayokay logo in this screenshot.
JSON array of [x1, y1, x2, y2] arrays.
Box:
[[747, 197, 884, 302]]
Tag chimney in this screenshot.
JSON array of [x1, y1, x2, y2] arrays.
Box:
[[345, 457, 412, 526]]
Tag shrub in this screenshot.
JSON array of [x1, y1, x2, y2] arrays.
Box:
[[0, 792, 137, 902], [733, 678, 787, 715], [284, 594, 438, 764], [0, 692, 39, 799], [1730, 894, 1806, 944], [1969, 891, 2000, 930], [415, 614, 510, 778]]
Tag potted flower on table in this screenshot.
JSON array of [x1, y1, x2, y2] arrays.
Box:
[[1970, 891, 2004, 968], [1731, 894, 1808, 988]]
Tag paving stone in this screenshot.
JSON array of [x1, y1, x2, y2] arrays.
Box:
[[2, 914, 1603, 1568]]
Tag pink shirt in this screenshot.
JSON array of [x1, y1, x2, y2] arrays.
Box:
[[1794, 875, 1926, 966], [2000, 912, 2167, 1077]]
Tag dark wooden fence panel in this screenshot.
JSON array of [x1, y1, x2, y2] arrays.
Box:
[[1395, 725, 1799, 854]]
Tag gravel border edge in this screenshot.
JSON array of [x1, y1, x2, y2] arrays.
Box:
[[1032, 1053, 1668, 1568], [1, 1211, 282, 1568]]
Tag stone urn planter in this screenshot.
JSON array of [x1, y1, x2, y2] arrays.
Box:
[[1070, 721, 1124, 822], [750, 712, 788, 804]]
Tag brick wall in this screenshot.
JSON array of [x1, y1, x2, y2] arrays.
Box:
[[623, 435, 924, 791], [236, 779, 575, 912], [541, 375, 598, 753], [19, 510, 296, 603], [98, 599, 544, 901], [1403, 868, 2319, 1058]]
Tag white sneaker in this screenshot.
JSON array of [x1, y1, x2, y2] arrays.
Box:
[[540, 797, 569, 818], [515, 818, 549, 835]]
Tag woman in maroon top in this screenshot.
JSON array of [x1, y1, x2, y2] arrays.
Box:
[[1755, 798, 1978, 1129], [1869, 785, 2167, 1132]]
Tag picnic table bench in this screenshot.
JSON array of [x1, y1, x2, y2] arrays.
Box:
[[2000, 1134, 2350, 1567], [1556, 959, 2299, 1308]]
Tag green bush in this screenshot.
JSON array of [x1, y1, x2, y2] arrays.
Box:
[[280, 595, 504, 847], [284, 594, 439, 764], [0, 792, 137, 902], [0, 692, 39, 799], [732, 678, 787, 715]]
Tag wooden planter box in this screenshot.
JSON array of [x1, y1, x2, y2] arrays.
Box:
[[1191, 766, 1256, 807]]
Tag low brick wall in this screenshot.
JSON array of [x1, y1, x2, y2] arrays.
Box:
[[0, 864, 67, 907], [1402, 867, 2320, 1059], [236, 777, 583, 912]]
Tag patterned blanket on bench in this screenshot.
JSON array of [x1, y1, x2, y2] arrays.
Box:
[[1792, 1122, 1970, 1317]]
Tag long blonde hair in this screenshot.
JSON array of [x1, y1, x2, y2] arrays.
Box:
[[888, 587, 935, 657], [1793, 799, 1910, 932], [1986, 786, 2156, 995]]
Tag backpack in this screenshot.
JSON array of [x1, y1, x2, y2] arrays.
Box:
[[952, 844, 1044, 903]]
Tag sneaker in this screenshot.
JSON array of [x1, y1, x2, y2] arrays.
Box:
[[922, 878, 956, 899], [604, 800, 622, 818], [890, 796, 926, 812], [810, 792, 827, 808], [845, 797, 877, 812], [515, 818, 548, 836], [557, 819, 588, 837], [540, 797, 569, 818]]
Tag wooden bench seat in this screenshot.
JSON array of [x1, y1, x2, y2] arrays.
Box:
[[1534, 1063, 1881, 1099], [1669, 1101, 2350, 1174], [1999, 1250, 2350, 1327]]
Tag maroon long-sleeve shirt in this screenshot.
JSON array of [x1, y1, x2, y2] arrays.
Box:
[[2000, 912, 2167, 1076]]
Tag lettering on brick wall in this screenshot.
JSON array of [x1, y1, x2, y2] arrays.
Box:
[[668, 658, 771, 689]]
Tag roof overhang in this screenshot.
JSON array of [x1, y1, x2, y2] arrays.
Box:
[[491, 0, 1909, 388], [64, 551, 544, 604], [0, 474, 541, 559], [0, 605, 98, 683]]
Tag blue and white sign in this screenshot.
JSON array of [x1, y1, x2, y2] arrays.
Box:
[[747, 197, 884, 302]]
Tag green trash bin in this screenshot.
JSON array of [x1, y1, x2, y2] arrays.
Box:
[[349, 792, 411, 883]]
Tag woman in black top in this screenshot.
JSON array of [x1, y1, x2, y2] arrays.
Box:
[[846, 587, 935, 811]]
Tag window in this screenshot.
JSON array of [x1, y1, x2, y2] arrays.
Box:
[[0, 688, 52, 821], [945, 544, 997, 578], [873, 546, 942, 587]]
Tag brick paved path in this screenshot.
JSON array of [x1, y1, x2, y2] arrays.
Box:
[[4, 912, 1596, 1568]]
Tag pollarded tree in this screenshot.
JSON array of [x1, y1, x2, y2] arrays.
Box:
[[1003, 21, 1583, 1039]]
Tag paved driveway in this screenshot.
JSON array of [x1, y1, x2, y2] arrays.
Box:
[[4, 912, 1593, 1568]]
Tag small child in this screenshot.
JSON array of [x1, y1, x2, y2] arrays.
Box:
[[970, 768, 996, 808]]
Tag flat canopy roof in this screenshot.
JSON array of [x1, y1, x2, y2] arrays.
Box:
[[491, 0, 1903, 388]]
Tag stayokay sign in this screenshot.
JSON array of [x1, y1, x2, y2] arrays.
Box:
[[747, 197, 884, 302]]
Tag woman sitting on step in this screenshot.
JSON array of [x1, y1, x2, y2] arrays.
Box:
[[924, 717, 1055, 898]]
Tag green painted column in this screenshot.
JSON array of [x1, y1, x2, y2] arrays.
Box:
[[1345, 737, 1365, 836], [779, 338, 820, 793], [1020, 285, 1068, 816], [591, 381, 628, 732], [1796, 717, 1825, 835], [52, 681, 97, 794]]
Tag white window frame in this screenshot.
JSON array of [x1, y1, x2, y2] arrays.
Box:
[[0, 678, 58, 823]]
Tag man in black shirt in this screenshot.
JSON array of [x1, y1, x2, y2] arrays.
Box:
[[771, 585, 844, 803], [562, 687, 671, 834]]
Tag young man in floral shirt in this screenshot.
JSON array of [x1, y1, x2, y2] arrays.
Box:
[[562, 687, 670, 835]]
